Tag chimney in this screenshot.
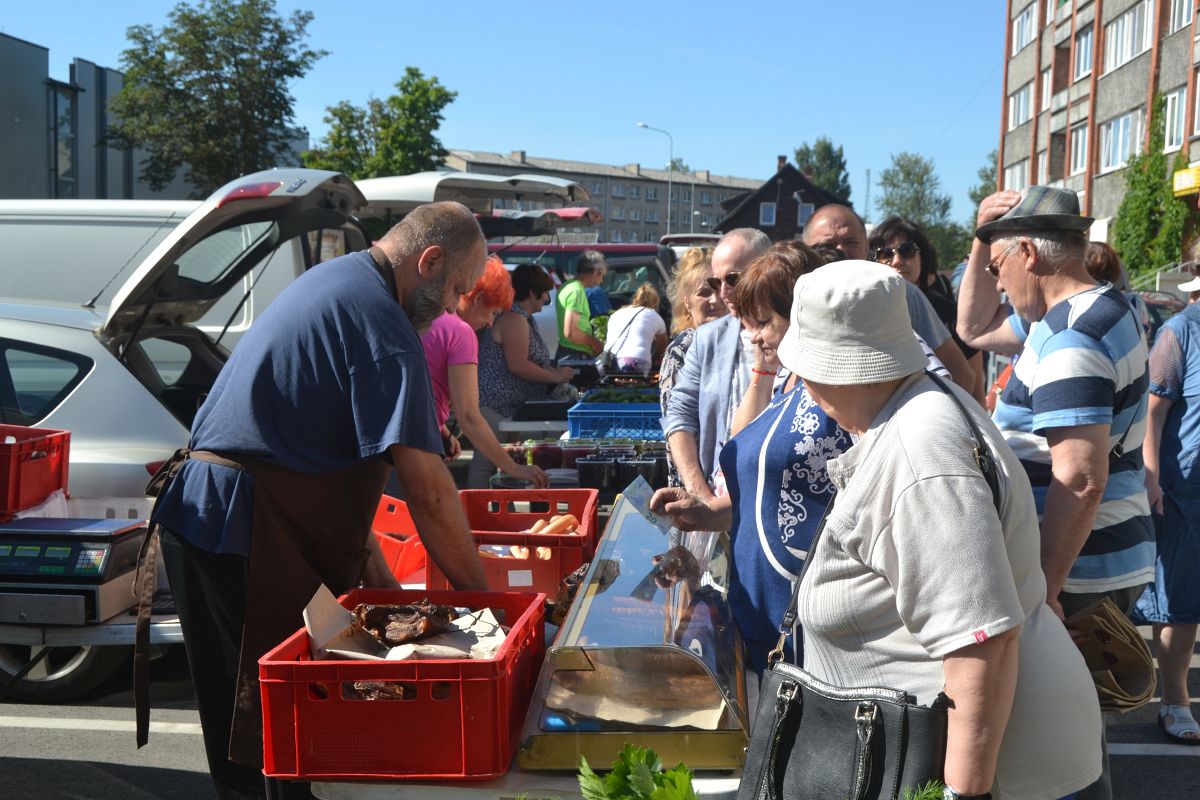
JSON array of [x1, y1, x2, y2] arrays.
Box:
[[698, 170, 710, 181], [777, 155, 788, 172], [625, 163, 641, 176], [510, 150, 526, 164]]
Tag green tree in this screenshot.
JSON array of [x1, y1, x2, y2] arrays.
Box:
[[794, 137, 851, 202], [107, 0, 325, 196], [667, 157, 691, 173], [303, 67, 457, 179], [877, 152, 967, 267], [1112, 94, 1196, 278], [967, 149, 998, 213]]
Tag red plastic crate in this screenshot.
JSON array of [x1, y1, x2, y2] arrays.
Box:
[[260, 588, 546, 781], [459, 489, 600, 556], [425, 529, 589, 594], [371, 495, 424, 581], [0, 425, 69, 519]]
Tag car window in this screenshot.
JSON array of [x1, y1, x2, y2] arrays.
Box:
[[0, 339, 92, 425], [176, 221, 274, 284], [140, 337, 192, 385]]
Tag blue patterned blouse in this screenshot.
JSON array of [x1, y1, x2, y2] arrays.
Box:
[[717, 381, 852, 672]]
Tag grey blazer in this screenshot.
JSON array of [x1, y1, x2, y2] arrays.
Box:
[[662, 313, 743, 484]]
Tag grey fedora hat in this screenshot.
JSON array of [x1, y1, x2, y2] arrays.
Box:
[[975, 185, 1094, 244]]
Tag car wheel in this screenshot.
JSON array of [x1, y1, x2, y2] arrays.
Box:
[[0, 643, 129, 701]]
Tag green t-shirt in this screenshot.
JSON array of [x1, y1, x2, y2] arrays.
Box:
[[555, 279, 593, 353]]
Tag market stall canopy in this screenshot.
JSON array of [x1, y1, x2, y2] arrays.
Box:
[[478, 207, 603, 238], [356, 171, 592, 219]]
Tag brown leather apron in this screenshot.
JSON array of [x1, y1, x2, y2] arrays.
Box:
[[135, 448, 389, 766]]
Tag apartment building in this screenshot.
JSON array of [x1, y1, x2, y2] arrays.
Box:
[[1000, 0, 1199, 238], [445, 149, 760, 243]]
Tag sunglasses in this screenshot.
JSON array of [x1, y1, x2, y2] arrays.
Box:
[[705, 272, 742, 292], [872, 242, 920, 263], [985, 242, 1019, 279]]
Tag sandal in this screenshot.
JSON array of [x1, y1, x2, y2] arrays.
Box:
[[1158, 704, 1200, 745]]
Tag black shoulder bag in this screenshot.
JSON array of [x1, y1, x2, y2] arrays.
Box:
[[601, 307, 647, 373], [737, 371, 1002, 800]]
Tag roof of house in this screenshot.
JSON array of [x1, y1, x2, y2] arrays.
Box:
[[447, 149, 761, 190], [714, 163, 851, 229]]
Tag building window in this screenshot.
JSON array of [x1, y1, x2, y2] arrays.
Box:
[[612, 184, 625, 198], [50, 85, 77, 199], [1074, 26, 1093, 80], [591, 181, 603, 195], [701, 213, 711, 227], [646, 186, 657, 200], [1013, 4, 1036, 54], [759, 202, 777, 227], [1004, 159, 1030, 191], [647, 209, 659, 223], [700, 191, 712, 205], [1037, 150, 1048, 181], [629, 185, 640, 199], [630, 208, 641, 221], [1166, 87, 1187, 151], [612, 229, 622, 242], [1099, 109, 1144, 172], [612, 206, 624, 220], [1170, 0, 1192, 34], [1041, 68, 1052, 111], [627, 231, 639, 242], [1070, 122, 1089, 174], [1194, 71, 1200, 134], [1008, 82, 1034, 130], [682, 188, 692, 203], [798, 202, 815, 227], [1104, 1, 1151, 73]]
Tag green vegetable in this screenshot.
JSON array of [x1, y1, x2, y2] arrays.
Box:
[[578, 744, 698, 800], [901, 781, 945, 800]]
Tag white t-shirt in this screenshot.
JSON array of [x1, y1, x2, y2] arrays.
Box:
[[797, 372, 1101, 800], [603, 305, 666, 364]]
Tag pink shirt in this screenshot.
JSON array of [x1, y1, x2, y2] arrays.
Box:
[[420, 312, 479, 427]]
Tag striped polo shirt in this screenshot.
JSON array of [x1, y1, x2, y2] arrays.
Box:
[[992, 283, 1155, 594]]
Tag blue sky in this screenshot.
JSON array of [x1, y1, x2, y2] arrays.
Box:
[[4, 0, 1006, 222]]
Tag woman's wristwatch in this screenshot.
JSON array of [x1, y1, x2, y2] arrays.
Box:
[[943, 786, 991, 800]]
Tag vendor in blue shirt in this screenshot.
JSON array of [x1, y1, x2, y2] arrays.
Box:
[[651, 242, 850, 672], [145, 202, 489, 800]]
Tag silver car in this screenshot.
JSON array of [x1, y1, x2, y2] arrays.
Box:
[[0, 168, 590, 699]]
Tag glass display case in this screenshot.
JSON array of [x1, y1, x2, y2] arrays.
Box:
[[517, 492, 748, 771]]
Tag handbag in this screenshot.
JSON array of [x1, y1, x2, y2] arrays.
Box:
[[738, 371, 1002, 800], [1064, 597, 1155, 713]]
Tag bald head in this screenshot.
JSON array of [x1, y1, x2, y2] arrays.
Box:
[[379, 201, 484, 265], [712, 228, 770, 315], [802, 203, 867, 261]]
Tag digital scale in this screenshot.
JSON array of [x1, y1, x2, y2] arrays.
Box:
[[0, 518, 146, 625]]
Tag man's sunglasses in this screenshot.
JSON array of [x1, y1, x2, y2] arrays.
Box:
[[871, 242, 920, 263], [705, 272, 742, 292]]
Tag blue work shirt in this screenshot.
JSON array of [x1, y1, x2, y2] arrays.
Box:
[[153, 250, 442, 555]]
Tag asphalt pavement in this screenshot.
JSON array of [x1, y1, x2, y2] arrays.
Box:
[[1, 629, 1198, 799]]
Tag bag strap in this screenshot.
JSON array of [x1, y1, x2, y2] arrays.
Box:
[[769, 371, 1002, 665], [607, 307, 646, 355]]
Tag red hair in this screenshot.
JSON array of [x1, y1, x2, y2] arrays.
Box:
[[459, 256, 515, 312]]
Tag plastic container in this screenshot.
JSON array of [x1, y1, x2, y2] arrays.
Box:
[[459, 489, 599, 551], [259, 588, 546, 781], [528, 441, 563, 470], [560, 443, 598, 469], [567, 402, 664, 440], [426, 528, 590, 594], [0, 425, 70, 520], [616, 458, 656, 491], [371, 495, 424, 581], [575, 456, 615, 492]]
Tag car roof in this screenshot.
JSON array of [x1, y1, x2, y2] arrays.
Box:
[[0, 299, 106, 331]]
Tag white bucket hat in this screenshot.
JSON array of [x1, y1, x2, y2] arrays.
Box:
[[778, 260, 928, 385], [1178, 276, 1200, 292]]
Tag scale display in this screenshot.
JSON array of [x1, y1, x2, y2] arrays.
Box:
[[0, 518, 145, 582]]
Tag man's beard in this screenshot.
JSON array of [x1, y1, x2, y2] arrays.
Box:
[[405, 271, 450, 334]]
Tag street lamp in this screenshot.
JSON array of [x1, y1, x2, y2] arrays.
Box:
[[637, 121, 673, 236]]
